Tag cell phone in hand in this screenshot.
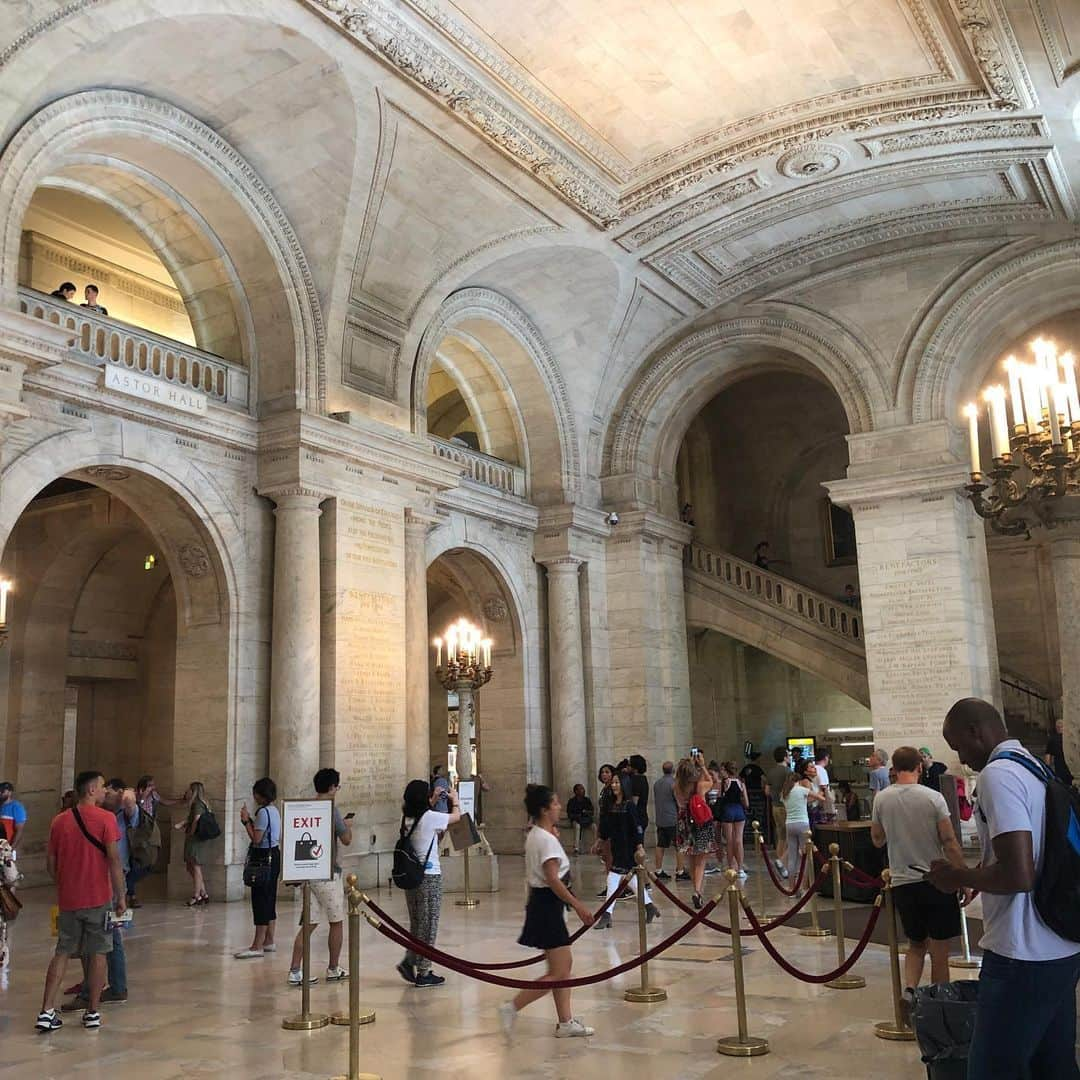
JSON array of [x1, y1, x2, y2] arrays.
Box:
[[105, 909, 133, 930]]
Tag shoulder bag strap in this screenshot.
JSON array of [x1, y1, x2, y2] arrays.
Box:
[[992, 749, 1053, 784], [71, 807, 108, 857]]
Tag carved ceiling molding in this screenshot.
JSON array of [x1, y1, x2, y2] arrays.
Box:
[[776, 143, 849, 179], [951, 0, 1030, 108], [1028, 0, 1080, 85], [857, 117, 1045, 156]]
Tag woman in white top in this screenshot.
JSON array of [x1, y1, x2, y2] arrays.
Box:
[[499, 785, 595, 1040], [781, 760, 826, 879], [396, 778, 460, 988]]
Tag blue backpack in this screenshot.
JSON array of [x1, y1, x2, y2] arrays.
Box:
[[986, 750, 1080, 942]]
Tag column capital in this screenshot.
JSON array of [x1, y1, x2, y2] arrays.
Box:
[[258, 484, 329, 508], [404, 506, 440, 536], [541, 555, 584, 574]]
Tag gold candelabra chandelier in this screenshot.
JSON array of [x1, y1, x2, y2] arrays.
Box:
[[433, 617, 493, 689], [963, 337, 1080, 536]]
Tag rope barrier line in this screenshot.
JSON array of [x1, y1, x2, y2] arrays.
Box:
[[647, 864, 828, 935], [812, 848, 884, 890], [359, 892, 724, 991], [740, 894, 884, 984], [759, 843, 807, 896], [360, 873, 634, 970]]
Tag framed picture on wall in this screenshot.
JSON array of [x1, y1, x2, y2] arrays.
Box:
[[821, 498, 858, 566]]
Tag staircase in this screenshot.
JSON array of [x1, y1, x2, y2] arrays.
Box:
[[1000, 671, 1055, 758], [684, 541, 870, 706]]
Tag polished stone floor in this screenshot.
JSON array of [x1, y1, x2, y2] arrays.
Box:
[[0, 856, 955, 1079]]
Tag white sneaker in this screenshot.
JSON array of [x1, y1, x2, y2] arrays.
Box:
[[288, 969, 319, 986], [234, 949, 264, 959], [262, 944, 277, 953], [737, 869, 748, 880], [498, 1002, 517, 1042], [555, 1018, 594, 1038], [780, 866, 790, 879], [325, 966, 348, 981]]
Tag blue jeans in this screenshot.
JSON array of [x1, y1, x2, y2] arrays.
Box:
[[126, 865, 150, 898], [967, 949, 1080, 1079], [106, 927, 126, 994]]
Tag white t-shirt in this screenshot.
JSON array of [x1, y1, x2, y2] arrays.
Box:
[[871, 782, 950, 886], [524, 824, 569, 888], [783, 784, 811, 826], [405, 811, 450, 876], [975, 741, 1079, 961], [813, 764, 830, 791]]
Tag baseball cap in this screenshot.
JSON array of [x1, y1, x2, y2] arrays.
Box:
[[918, 747, 932, 756]]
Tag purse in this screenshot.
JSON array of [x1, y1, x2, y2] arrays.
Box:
[[0, 882, 21, 922], [242, 808, 276, 888], [689, 793, 713, 827]]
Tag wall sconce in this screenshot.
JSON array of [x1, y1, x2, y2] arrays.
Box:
[[0, 579, 12, 647], [144, 554, 157, 571]]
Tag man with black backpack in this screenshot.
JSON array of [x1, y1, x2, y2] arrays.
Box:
[[929, 698, 1080, 1079]]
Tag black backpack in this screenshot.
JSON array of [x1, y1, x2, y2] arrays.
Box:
[[392, 813, 434, 890], [195, 807, 221, 841], [987, 750, 1080, 942]]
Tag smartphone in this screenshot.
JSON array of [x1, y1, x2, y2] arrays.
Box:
[[690, 747, 700, 757]]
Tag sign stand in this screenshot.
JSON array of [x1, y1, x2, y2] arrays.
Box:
[[281, 798, 335, 1032]]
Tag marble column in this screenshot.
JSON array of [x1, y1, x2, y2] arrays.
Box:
[[1048, 534, 1080, 777], [455, 681, 477, 780], [827, 425, 1000, 768], [544, 558, 588, 799], [404, 511, 433, 781], [268, 487, 324, 800]]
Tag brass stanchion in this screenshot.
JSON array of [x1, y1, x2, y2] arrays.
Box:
[[717, 869, 769, 1058], [331, 876, 380, 1080], [624, 858, 666, 1003], [950, 898, 981, 970], [284, 882, 330, 1031], [874, 869, 916, 1042], [455, 845, 479, 909], [752, 821, 768, 918], [798, 832, 831, 938], [824, 843, 866, 990]]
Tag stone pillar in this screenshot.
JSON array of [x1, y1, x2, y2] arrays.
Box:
[[827, 423, 1000, 768], [544, 557, 588, 798], [404, 511, 434, 781], [268, 487, 324, 800], [1048, 535, 1080, 776], [455, 680, 477, 779]]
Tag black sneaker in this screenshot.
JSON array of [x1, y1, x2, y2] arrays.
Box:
[[646, 902, 661, 923], [100, 989, 127, 1005], [656, 870, 671, 881], [414, 972, 446, 988], [675, 871, 691, 882], [35, 1010, 62, 1032], [692, 893, 703, 910], [395, 960, 416, 985], [82, 1010, 102, 1029]]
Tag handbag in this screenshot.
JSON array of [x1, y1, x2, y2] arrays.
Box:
[[294, 831, 319, 862], [0, 882, 21, 922], [242, 808, 276, 888], [689, 793, 712, 827]]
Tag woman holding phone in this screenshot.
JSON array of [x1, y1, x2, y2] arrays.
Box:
[[234, 777, 280, 958]]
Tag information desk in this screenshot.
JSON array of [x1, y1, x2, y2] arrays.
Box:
[[813, 820, 885, 904]]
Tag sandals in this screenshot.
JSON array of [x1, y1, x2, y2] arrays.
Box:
[[186, 893, 209, 907]]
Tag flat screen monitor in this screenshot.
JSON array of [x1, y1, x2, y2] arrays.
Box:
[[787, 736, 816, 763]]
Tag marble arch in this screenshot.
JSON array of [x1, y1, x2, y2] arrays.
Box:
[[0, 89, 326, 413], [603, 314, 880, 498], [413, 288, 579, 502], [904, 237, 1080, 424]]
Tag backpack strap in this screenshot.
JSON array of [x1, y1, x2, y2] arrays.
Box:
[[71, 807, 108, 857], [990, 750, 1056, 785]]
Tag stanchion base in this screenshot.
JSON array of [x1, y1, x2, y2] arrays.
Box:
[[624, 987, 667, 1002], [455, 898, 480, 908], [874, 1020, 916, 1042], [719, 947, 753, 961], [798, 928, 833, 938], [330, 1008, 376, 1026], [949, 956, 981, 969], [330, 1073, 381, 1079], [717, 1035, 769, 1057], [283, 1013, 331, 1030], [825, 974, 866, 990]]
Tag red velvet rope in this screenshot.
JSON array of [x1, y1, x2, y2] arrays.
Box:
[[648, 864, 828, 935], [812, 848, 884, 889], [758, 841, 808, 895], [362, 891, 724, 990], [363, 874, 633, 970], [740, 895, 883, 984]]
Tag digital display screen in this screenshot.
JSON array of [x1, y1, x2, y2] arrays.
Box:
[[787, 736, 816, 762]]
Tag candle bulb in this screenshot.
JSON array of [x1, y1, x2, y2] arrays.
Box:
[[434, 637, 442, 669], [964, 403, 981, 475], [1063, 353, 1080, 419], [984, 386, 1010, 458], [1021, 365, 1043, 434], [482, 638, 492, 668], [1049, 392, 1063, 445], [0, 581, 9, 627], [1005, 357, 1025, 429]]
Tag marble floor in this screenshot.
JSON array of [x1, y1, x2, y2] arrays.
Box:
[[0, 857, 954, 1079]]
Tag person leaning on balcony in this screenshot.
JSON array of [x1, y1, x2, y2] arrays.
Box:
[[49, 281, 76, 301], [80, 283, 108, 316]]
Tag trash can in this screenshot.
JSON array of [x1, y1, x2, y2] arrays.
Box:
[[912, 981, 980, 1080]]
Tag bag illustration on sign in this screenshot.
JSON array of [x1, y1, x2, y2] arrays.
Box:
[[294, 832, 323, 862]]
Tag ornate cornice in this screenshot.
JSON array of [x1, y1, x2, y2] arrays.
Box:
[[857, 117, 1044, 156], [951, 0, 1024, 107]]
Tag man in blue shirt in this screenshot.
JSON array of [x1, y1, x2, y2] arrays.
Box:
[[0, 781, 27, 852]]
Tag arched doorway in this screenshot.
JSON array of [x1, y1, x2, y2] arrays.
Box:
[[426, 547, 529, 853], [0, 462, 235, 896]]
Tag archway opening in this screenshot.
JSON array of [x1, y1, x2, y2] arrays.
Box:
[[427, 547, 526, 853], [0, 467, 233, 895]]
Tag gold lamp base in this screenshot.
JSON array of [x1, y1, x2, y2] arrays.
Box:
[[799, 927, 833, 938], [825, 974, 866, 990], [331, 1008, 376, 1026], [282, 1013, 331, 1030], [717, 1035, 770, 1057], [455, 898, 480, 908], [874, 1020, 916, 1042], [624, 986, 667, 1002], [949, 956, 981, 969]]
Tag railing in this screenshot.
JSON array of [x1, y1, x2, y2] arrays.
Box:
[[430, 436, 526, 497], [1000, 671, 1055, 734], [17, 286, 250, 411], [686, 541, 862, 645]]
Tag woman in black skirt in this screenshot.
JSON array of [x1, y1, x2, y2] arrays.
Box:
[[498, 785, 595, 1040]]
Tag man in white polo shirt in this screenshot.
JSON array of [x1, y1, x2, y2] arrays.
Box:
[[929, 698, 1080, 1079]]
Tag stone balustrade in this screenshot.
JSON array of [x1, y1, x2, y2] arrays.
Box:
[[18, 286, 250, 411], [686, 541, 862, 644], [429, 435, 526, 497]]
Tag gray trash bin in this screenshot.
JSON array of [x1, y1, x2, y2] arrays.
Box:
[[912, 981, 980, 1080]]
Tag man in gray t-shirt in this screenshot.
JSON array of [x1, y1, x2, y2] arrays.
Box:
[[870, 746, 963, 996], [652, 763, 681, 880]]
